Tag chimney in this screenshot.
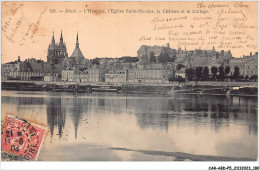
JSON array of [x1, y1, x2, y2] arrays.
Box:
[[166, 43, 170, 48], [18, 56, 20, 62], [250, 52, 252, 57]]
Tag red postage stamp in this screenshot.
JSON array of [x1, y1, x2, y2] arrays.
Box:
[[1, 115, 47, 161]]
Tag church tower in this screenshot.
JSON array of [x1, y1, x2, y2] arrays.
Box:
[[70, 32, 85, 64], [47, 31, 68, 65]]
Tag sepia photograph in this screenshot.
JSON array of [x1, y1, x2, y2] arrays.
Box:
[[0, 1, 259, 169]]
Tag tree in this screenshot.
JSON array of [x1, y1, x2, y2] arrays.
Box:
[[233, 66, 240, 81], [185, 68, 195, 81], [211, 66, 218, 81], [176, 64, 185, 71], [218, 66, 225, 81], [224, 66, 230, 75], [202, 67, 209, 81], [251, 75, 258, 82], [177, 76, 185, 83], [228, 75, 233, 81], [224, 66, 231, 81], [91, 58, 100, 65], [245, 75, 249, 81], [239, 75, 244, 81], [158, 53, 174, 64], [120, 56, 139, 63], [150, 52, 157, 63], [168, 74, 175, 82], [195, 67, 203, 81], [158, 53, 169, 64], [140, 55, 149, 65]]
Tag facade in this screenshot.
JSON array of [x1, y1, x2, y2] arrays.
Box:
[[16, 71, 47, 81], [190, 48, 232, 68], [44, 74, 58, 82], [105, 70, 128, 83], [62, 68, 75, 81], [62, 68, 87, 82], [228, 52, 258, 77], [74, 70, 89, 83], [61, 65, 104, 83], [88, 66, 104, 82], [1, 56, 21, 80], [2, 61, 21, 73], [128, 68, 169, 83], [244, 60, 258, 77]]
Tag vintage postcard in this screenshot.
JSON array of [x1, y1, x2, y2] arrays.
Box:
[[1, 0, 258, 168]]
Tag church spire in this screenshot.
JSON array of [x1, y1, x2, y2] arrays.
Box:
[[60, 30, 63, 40], [70, 31, 85, 59], [59, 30, 63, 46], [76, 31, 79, 48], [51, 31, 55, 46]]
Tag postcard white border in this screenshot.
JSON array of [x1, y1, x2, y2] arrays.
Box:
[[0, 0, 259, 170]]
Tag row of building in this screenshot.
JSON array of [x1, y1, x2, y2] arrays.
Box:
[[1, 31, 258, 83], [2, 57, 172, 83], [61, 63, 171, 84], [137, 43, 258, 78]]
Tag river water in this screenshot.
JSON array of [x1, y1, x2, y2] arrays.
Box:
[[1, 90, 258, 161]]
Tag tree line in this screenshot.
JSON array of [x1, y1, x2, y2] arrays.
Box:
[[184, 66, 257, 82]]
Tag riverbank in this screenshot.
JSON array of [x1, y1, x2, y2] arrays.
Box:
[[1, 80, 258, 96], [110, 147, 256, 161]]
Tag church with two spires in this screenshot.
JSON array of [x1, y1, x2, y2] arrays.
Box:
[[47, 31, 89, 69]]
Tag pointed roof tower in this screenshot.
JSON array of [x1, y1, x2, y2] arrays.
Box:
[[59, 30, 64, 47], [50, 31, 55, 47], [60, 30, 63, 41], [70, 32, 84, 58], [76, 31, 79, 48]]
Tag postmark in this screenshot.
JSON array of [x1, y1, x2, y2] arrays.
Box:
[[1, 115, 47, 161]]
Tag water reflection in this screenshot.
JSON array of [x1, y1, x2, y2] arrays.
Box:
[[2, 92, 257, 137], [46, 98, 66, 139], [1, 91, 258, 160]]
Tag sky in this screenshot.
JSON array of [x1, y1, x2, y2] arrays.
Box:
[[1, 1, 258, 63]]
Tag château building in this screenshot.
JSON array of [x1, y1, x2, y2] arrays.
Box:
[[137, 43, 176, 65]]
